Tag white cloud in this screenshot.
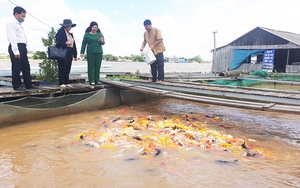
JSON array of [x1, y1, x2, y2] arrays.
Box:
[[129, 4, 135, 9], [1, 0, 300, 61], [113, 11, 121, 15], [1, 0, 75, 53], [0, 1, 145, 58]]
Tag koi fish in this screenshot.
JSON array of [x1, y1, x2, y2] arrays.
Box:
[[154, 149, 161, 157], [85, 141, 100, 148], [125, 158, 138, 161], [215, 159, 238, 164]]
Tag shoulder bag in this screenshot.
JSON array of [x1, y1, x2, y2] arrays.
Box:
[[48, 46, 67, 61]]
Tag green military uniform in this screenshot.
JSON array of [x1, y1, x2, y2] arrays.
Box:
[[80, 32, 105, 84]]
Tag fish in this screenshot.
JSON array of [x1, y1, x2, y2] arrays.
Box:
[[111, 118, 121, 122], [218, 124, 230, 129], [147, 117, 156, 121], [85, 142, 100, 148], [125, 157, 138, 161], [215, 159, 238, 165], [154, 149, 161, 157], [132, 136, 142, 141], [76, 114, 265, 159], [241, 142, 248, 149], [246, 152, 256, 157], [246, 150, 262, 157]]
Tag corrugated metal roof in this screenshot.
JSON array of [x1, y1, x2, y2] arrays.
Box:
[[215, 26, 300, 50], [259, 27, 300, 46]]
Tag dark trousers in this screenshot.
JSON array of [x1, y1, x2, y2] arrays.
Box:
[[58, 48, 73, 85], [150, 52, 164, 82], [8, 43, 32, 89]]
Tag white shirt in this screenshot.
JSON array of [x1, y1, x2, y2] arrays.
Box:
[[66, 31, 74, 48], [6, 18, 27, 55]]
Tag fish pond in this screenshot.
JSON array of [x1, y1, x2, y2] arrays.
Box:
[[0, 98, 299, 187]]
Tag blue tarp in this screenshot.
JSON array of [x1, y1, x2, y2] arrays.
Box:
[[230, 49, 265, 70]]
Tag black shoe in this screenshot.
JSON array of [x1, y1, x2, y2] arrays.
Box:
[[96, 82, 101, 85], [13, 87, 26, 91], [26, 86, 38, 90]]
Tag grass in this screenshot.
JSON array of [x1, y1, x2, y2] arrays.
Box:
[[105, 75, 140, 80], [105, 69, 141, 80]]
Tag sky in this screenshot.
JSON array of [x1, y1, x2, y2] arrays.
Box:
[[0, 0, 300, 60]]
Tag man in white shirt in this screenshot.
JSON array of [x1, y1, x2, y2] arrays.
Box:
[[6, 6, 35, 91]]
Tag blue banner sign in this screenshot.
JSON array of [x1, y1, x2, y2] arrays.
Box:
[[262, 50, 275, 72]]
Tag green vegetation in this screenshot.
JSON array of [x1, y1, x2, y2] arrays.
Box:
[[251, 70, 268, 78], [101, 54, 145, 62], [269, 70, 300, 81], [103, 54, 118, 61], [129, 55, 145, 62], [105, 75, 140, 80], [101, 54, 202, 63], [106, 69, 141, 80], [32, 51, 47, 59], [135, 69, 140, 76], [0, 55, 10, 59], [188, 55, 202, 63], [34, 27, 58, 83], [32, 44, 201, 64], [240, 71, 250, 75], [269, 70, 282, 79]]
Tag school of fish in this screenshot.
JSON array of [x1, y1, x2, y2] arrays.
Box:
[[76, 109, 265, 159]]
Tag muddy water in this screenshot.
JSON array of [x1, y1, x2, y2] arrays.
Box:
[[0, 98, 299, 187]]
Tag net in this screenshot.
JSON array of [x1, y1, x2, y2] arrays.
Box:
[[0, 88, 153, 126], [209, 70, 300, 86]]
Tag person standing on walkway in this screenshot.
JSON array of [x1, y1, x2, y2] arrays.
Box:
[[55, 19, 77, 88], [140, 19, 166, 84], [80, 21, 105, 86], [6, 6, 36, 91]]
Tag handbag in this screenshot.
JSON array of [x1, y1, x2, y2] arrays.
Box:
[[48, 46, 67, 61]]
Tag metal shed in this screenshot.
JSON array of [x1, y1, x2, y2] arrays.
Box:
[[212, 27, 300, 73]]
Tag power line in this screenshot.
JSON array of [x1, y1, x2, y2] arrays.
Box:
[[8, 0, 52, 29], [187, 36, 212, 58], [7, 0, 84, 44]]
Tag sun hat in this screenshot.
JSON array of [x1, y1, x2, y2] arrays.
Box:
[[60, 19, 76, 27]]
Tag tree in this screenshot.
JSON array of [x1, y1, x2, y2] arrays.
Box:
[[188, 55, 202, 63], [36, 27, 58, 82], [130, 55, 145, 62], [32, 51, 47, 59], [103, 54, 118, 61]]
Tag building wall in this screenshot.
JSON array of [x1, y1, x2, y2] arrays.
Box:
[[212, 43, 300, 73], [286, 65, 300, 73], [212, 45, 233, 73]]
